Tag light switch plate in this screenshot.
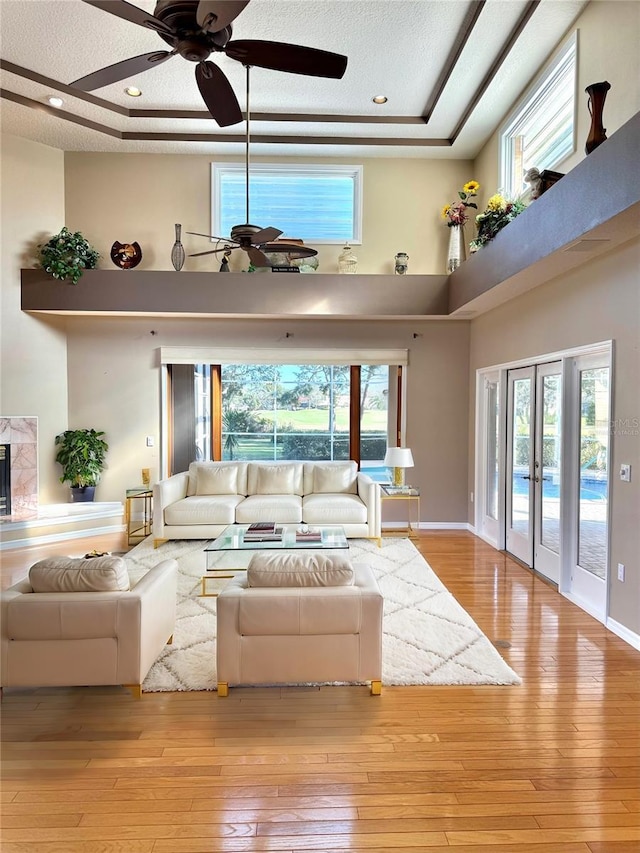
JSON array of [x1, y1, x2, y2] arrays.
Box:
[[620, 464, 631, 482]]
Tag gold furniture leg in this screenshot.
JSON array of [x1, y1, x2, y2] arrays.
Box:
[[370, 680, 382, 695], [124, 684, 142, 699], [217, 682, 229, 697]]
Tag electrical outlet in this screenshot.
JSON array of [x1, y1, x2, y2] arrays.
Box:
[[617, 563, 625, 582], [146, 436, 154, 447], [620, 464, 631, 482]]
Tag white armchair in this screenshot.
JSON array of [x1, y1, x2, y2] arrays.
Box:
[[1, 558, 178, 698]]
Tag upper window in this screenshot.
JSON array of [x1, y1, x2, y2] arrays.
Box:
[[211, 163, 362, 244], [499, 32, 577, 198]]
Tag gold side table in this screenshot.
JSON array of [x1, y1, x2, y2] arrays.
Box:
[[125, 487, 153, 545], [380, 485, 420, 539]]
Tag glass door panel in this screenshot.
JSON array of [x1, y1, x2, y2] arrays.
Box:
[[485, 379, 500, 522], [578, 367, 609, 578], [506, 367, 534, 564], [534, 363, 562, 583]]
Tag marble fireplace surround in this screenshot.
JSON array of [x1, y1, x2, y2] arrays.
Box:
[[0, 417, 38, 520]]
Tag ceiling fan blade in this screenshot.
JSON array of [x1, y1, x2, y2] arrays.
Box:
[[252, 226, 283, 244], [263, 243, 318, 258], [188, 248, 233, 257], [186, 231, 236, 243], [82, 0, 176, 37], [195, 61, 243, 127], [226, 40, 348, 79], [247, 247, 272, 267], [197, 0, 251, 33], [71, 51, 174, 91]]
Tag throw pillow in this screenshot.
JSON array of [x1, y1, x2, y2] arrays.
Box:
[[29, 555, 130, 593], [247, 552, 354, 587], [256, 464, 295, 495], [196, 464, 238, 495], [313, 462, 358, 494]]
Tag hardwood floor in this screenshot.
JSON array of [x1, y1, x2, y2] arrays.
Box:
[[2, 531, 639, 852]]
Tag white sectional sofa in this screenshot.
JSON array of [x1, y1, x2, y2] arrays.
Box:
[[153, 460, 381, 546]]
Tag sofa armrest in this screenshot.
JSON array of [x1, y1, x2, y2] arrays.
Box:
[[357, 472, 381, 538], [118, 559, 178, 683], [153, 472, 189, 539]]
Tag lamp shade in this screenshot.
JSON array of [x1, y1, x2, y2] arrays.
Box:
[[383, 447, 414, 468]]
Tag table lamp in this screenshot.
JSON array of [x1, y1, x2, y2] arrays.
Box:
[[384, 447, 414, 487]]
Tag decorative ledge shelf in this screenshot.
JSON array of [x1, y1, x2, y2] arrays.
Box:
[[21, 113, 639, 321], [21, 271, 451, 319]]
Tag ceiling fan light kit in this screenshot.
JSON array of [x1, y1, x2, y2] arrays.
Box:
[[72, 0, 348, 127]]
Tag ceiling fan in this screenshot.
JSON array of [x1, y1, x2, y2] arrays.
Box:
[[186, 64, 320, 269], [71, 0, 348, 127]]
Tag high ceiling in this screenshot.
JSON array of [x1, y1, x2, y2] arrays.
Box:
[[0, 0, 587, 158]]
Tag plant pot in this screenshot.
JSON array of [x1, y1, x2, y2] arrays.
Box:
[[70, 485, 96, 502]]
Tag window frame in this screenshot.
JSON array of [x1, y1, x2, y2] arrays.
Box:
[[499, 31, 578, 198], [211, 162, 363, 245]]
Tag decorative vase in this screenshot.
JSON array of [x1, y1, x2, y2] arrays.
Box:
[[171, 223, 186, 271], [447, 225, 465, 273], [585, 81, 611, 154], [338, 243, 357, 274], [394, 252, 409, 275]]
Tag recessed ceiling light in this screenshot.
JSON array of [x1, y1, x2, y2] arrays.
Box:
[[372, 95, 388, 104], [47, 96, 64, 108], [125, 87, 142, 97]]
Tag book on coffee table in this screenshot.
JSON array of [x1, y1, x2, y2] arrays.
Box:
[[243, 525, 283, 542]]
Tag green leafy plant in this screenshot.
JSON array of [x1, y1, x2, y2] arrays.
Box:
[[39, 227, 100, 285], [55, 428, 109, 487]]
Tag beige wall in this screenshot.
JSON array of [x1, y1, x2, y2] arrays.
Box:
[[64, 316, 470, 523], [469, 237, 640, 634], [0, 135, 69, 502], [63, 152, 473, 276]]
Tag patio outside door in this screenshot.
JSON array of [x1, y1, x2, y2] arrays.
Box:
[[506, 362, 562, 583]]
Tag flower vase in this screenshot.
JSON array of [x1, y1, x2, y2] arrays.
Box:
[[447, 224, 465, 273], [171, 223, 186, 272], [585, 81, 611, 154]]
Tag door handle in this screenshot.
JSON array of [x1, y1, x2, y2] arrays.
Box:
[[522, 475, 540, 482], [522, 475, 532, 480]]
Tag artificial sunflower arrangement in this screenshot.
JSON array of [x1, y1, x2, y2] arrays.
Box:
[[441, 180, 480, 227], [469, 193, 528, 252]]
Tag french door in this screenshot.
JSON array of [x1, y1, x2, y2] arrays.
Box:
[[477, 344, 611, 622], [506, 362, 562, 583]]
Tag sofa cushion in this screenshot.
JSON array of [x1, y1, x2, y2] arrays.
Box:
[[302, 493, 368, 525], [29, 556, 130, 593], [187, 462, 247, 496], [256, 465, 293, 494], [235, 494, 302, 524], [247, 552, 354, 588], [247, 463, 304, 496], [310, 461, 358, 495], [165, 495, 242, 525], [196, 465, 238, 496]]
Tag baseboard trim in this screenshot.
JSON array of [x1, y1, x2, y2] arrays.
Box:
[[0, 524, 126, 551], [606, 617, 640, 651], [382, 522, 471, 532]]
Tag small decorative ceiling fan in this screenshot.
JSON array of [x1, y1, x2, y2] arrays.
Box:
[[71, 0, 348, 127], [187, 64, 320, 269]]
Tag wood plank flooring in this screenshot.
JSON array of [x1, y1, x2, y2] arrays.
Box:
[[2, 531, 639, 852]]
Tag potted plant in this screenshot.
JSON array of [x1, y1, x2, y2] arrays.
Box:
[[38, 226, 100, 285], [55, 428, 109, 502]]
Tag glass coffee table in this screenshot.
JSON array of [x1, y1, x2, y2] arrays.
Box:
[[201, 524, 349, 597]]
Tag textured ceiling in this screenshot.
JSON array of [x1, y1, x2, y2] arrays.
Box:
[[0, 0, 588, 157]]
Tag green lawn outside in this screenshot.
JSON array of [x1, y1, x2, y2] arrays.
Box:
[[255, 408, 387, 430]]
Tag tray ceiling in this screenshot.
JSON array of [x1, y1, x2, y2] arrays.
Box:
[[0, 0, 587, 157]]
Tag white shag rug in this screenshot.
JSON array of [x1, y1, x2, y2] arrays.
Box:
[[125, 537, 521, 691]]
